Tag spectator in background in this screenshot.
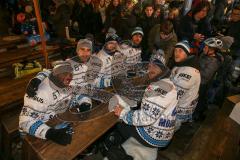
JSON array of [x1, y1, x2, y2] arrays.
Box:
[[193, 37, 223, 121], [152, 0, 169, 19], [153, 5, 164, 24], [112, 6, 136, 40], [104, 0, 122, 33], [98, 0, 107, 24], [49, 0, 71, 38], [212, 0, 233, 31], [148, 20, 178, 64], [71, 0, 96, 37], [178, 1, 211, 42], [138, 4, 158, 52], [168, 7, 181, 38], [227, 5, 240, 59]]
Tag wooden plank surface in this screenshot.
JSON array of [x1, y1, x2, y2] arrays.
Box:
[[182, 96, 240, 160], [0, 74, 34, 112], [0, 45, 60, 68], [24, 107, 118, 160]]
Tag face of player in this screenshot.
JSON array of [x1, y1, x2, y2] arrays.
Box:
[[148, 63, 162, 80], [174, 47, 187, 62], [77, 47, 91, 63], [105, 41, 118, 52], [58, 72, 73, 87], [132, 34, 142, 46]]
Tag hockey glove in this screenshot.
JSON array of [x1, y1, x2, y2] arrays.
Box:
[[46, 123, 73, 145], [76, 102, 92, 112], [26, 78, 42, 97]]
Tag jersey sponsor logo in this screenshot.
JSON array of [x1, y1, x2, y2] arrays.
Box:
[[178, 73, 192, 80], [27, 95, 44, 103], [155, 88, 168, 96], [158, 118, 175, 128]]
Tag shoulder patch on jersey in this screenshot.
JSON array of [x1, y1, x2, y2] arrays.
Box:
[[177, 73, 192, 80]]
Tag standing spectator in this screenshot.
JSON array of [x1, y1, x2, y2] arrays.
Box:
[[168, 7, 181, 38], [227, 5, 240, 59], [104, 0, 122, 33], [71, 0, 96, 36], [138, 4, 158, 51], [178, 1, 211, 42], [212, 0, 233, 30], [148, 20, 178, 64], [98, 0, 107, 24], [112, 6, 137, 40], [49, 0, 71, 38]]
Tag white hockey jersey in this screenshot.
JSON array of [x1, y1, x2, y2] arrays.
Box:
[[119, 79, 178, 147], [170, 66, 200, 122], [67, 58, 88, 87], [93, 49, 126, 88], [119, 43, 142, 65], [19, 78, 73, 139]]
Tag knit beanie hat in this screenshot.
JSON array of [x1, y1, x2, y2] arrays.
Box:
[[219, 36, 234, 50], [105, 33, 120, 43], [175, 40, 191, 56], [76, 39, 93, 53], [52, 61, 72, 76], [150, 49, 166, 71], [132, 27, 144, 37]]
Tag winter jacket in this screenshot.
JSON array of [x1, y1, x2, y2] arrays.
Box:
[[120, 78, 178, 147], [227, 21, 240, 57], [178, 12, 212, 42], [148, 24, 178, 63], [199, 53, 222, 85]]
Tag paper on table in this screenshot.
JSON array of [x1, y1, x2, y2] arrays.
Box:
[[229, 102, 240, 125]]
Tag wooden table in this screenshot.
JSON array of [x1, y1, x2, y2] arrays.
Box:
[[23, 105, 118, 160]]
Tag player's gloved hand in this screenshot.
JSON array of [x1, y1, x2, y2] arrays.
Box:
[[76, 102, 92, 112], [46, 122, 73, 145], [26, 78, 41, 97]]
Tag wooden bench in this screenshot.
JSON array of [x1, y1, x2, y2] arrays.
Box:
[[0, 107, 21, 160]]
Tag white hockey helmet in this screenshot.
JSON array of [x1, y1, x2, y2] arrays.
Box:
[[204, 37, 223, 50]]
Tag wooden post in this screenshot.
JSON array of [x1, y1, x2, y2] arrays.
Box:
[[33, 0, 48, 68]]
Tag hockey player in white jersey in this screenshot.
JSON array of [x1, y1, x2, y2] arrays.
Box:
[[26, 39, 95, 95], [93, 33, 127, 88], [119, 27, 144, 65], [170, 40, 201, 130], [19, 62, 75, 145], [113, 51, 178, 149]]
